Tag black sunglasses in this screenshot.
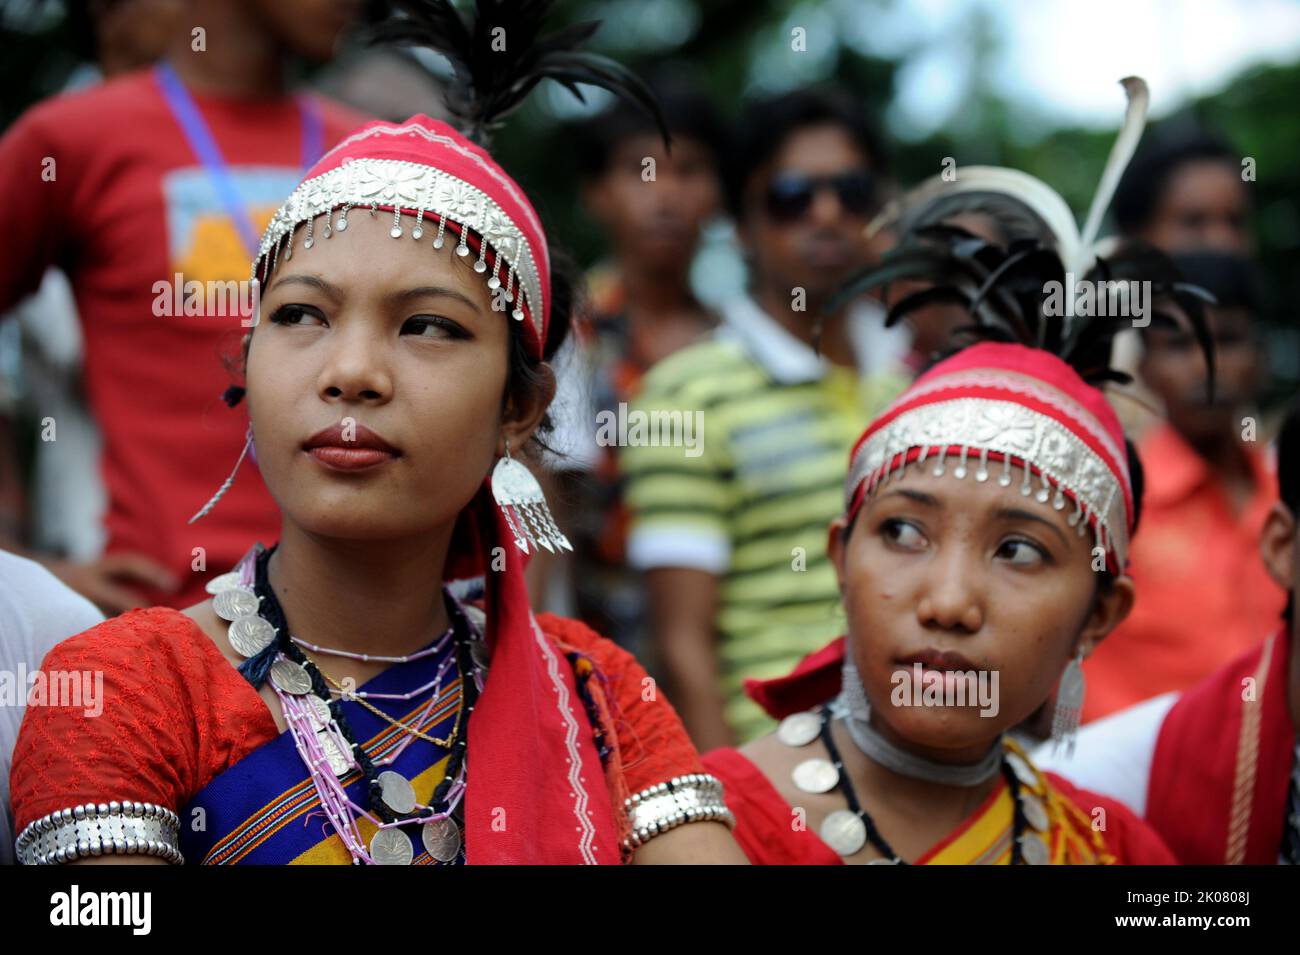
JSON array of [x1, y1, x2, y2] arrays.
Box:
[[764, 170, 876, 222]]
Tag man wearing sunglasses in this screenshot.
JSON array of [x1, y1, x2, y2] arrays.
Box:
[[621, 87, 910, 751]]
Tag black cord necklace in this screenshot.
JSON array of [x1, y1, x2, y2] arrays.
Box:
[[816, 703, 1026, 865], [250, 545, 479, 833]]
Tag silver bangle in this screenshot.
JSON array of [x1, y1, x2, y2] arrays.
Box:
[[622, 773, 735, 852], [15, 801, 184, 865]]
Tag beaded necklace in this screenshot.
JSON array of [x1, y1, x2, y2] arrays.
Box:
[[213, 543, 484, 864]]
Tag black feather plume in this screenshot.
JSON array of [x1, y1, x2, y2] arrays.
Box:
[[369, 0, 670, 148], [831, 228, 1216, 397]]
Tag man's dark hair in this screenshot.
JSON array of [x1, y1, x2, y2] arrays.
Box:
[[575, 72, 728, 181], [725, 86, 887, 220], [1113, 126, 1239, 234], [1279, 400, 1299, 516]]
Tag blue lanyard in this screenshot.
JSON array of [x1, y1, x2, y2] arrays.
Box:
[[155, 62, 324, 259]]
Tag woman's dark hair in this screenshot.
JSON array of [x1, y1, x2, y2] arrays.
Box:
[[1094, 438, 1144, 596], [505, 245, 579, 455]]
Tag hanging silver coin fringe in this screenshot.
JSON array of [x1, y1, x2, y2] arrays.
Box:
[[1050, 650, 1086, 756], [489, 439, 572, 555]]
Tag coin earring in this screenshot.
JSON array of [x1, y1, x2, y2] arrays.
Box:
[[1050, 648, 1086, 756], [489, 436, 572, 555], [188, 424, 255, 524]]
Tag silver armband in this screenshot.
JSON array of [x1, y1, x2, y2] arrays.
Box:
[[622, 773, 735, 852], [15, 801, 184, 865]]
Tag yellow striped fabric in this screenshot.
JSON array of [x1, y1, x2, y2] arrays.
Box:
[[621, 336, 906, 740]]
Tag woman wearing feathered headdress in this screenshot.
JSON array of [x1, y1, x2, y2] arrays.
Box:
[[701, 79, 1212, 864], [10, 1, 745, 866]]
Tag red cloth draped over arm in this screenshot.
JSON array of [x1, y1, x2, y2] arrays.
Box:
[[9, 607, 277, 833]]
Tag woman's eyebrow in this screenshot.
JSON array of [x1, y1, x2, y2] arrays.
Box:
[[389, 285, 484, 314], [267, 273, 341, 300], [878, 488, 940, 507], [994, 506, 1070, 546]]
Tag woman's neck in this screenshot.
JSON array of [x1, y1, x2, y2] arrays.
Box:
[[266, 523, 454, 660], [844, 710, 1003, 820]]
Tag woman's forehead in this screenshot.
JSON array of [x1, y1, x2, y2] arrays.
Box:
[[264, 212, 495, 311], [867, 467, 1078, 538]]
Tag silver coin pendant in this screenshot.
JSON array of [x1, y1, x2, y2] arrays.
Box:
[[792, 758, 840, 794]]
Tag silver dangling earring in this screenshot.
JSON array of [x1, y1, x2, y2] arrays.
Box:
[[1051, 649, 1087, 756], [489, 437, 572, 555], [188, 424, 255, 524]]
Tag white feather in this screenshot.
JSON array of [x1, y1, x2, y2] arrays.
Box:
[[873, 76, 1152, 279]]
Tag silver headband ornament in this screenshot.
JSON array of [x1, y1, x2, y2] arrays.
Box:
[[251, 124, 547, 344], [845, 374, 1131, 569]]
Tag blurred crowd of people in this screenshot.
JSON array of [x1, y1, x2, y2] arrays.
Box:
[[0, 0, 1294, 868]]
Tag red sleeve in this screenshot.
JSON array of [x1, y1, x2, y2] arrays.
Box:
[[314, 95, 372, 144], [1046, 772, 1178, 865], [0, 101, 74, 309], [535, 612, 704, 795], [9, 607, 276, 832]]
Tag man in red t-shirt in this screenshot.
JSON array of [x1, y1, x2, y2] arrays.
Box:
[[0, 0, 369, 612]]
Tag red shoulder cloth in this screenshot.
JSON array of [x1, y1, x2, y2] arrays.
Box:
[[1147, 629, 1294, 864], [743, 636, 847, 718], [536, 612, 705, 799], [731, 636, 1178, 865], [9, 607, 276, 832], [1044, 772, 1177, 864]]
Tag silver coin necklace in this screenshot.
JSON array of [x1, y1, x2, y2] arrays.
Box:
[[796, 704, 1031, 865], [240, 543, 481, 864]]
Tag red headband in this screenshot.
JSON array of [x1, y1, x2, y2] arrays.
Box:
[[252, 115, 551, 358], [845, 342, 1134, 571]]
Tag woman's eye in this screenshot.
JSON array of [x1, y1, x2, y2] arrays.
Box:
[[882, 518, 927, 549], [269, 304, 324, 326], [996, 538, 1047, 566], [402, 316, 468, 339]]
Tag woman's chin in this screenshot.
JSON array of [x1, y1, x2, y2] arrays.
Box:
[[874, 705, 1004, 756], [285, 506, 419, 541]]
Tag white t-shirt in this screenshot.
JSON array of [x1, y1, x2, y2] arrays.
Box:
[[1033, 691, 1179, 818], [0, 550, 103, 864]]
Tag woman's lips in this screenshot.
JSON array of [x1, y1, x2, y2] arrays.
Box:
[[306, 446, 398, 472], [897, 648, 981, 672]]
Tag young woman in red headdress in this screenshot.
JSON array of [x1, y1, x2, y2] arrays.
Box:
[[701, 79, 1205, 865], [9, 2, 744, 866]]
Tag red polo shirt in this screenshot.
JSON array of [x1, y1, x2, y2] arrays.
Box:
[[1083, 422, 1286, 721]]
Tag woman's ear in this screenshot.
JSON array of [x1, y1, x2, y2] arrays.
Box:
[[827, 515, 850, 597], [1259, 501, 1297, 593], [497, 361, 556, 457], [1076, 573, 1136, 657]]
